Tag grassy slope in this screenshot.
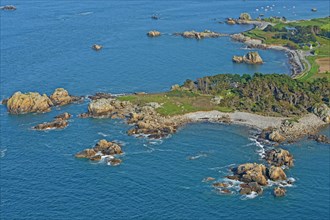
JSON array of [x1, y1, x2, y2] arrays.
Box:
[[117, 91, 234, 116]]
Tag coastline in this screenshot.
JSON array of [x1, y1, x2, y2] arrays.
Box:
[[230, 33, 306, 76]]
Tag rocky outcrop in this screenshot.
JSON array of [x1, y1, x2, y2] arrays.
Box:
[[147, 30, 161, 37], [273, 187, 286, 197], [5, 89, 81, 114], [232, 51, 263, 64], [265, 148, 294, 167], [234, 163, 268, 185], [50, 88, 82, 106], [86, 98, 133, 118], [75, 139, 123, 164], [1, 5, 16, 10], [175, 30, 227, 39], [92, 44, 102, 51], [269, 130, 286, 142], [268, 166, 287, 181], [312, 104, 330, 123], [33, 112, 71, 130], [6, 92, 54, 114]]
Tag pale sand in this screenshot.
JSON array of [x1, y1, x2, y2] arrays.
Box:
[[183, 111, 326, 131]]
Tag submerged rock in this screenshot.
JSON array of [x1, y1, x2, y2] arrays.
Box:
[[233, 51, 263, 64], [203, 177, 215, 182], [147, 30, 161, 37], [213, 182, 229, 188], [6, 92, 53, 114], [1, 5, 16, 10]]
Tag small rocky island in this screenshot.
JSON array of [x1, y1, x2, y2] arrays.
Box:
[[174, 30, 228, 39], [147, 30, 161, 37], [233, 51, 263, 64]]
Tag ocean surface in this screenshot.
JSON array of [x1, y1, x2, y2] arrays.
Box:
[[1, 1, 329, 219]]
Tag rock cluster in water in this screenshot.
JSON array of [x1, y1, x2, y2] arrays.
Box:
[[233, 51, 263, 64], [174, 30, 227, 39], [33, 112, 71, 130], [75, 139, 123, 166], [206, 148, 294, 197], [4, 88, 82, 114]]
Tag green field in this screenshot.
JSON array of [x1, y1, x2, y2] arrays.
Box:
[[243, 17, 330, 81]]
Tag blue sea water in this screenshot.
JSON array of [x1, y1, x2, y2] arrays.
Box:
[[1, 1, 329, 219]]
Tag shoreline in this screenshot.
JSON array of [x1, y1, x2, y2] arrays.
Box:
[[230, 33, 306, 77]]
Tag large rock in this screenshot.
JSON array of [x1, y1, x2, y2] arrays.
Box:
[[312, 104, 330, 123], [88, 98, 115, 116], [6, 92, 53, 114], [233, 51, 263, 64], [265, 148, 294, 167], [50, 88, 77, 106], [147, 30, 161, 37], [268, 166, 287, 181], [234, 163, 268, 185]]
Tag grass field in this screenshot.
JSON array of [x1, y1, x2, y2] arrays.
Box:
[[117, 91, 234, 116]]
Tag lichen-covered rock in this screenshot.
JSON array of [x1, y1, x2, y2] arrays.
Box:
[[273, 187, 286, 197], [147, 30, 161, 37], [265, 148, 294, 167], [93, 139, 123, 155], [54, 112, 72, 121], [232, 56, 244, 63], [87, 98, 133, 117], [268, 166, 287, 181], [234, 163, 268, 185], [239, 182, 263, 195], [50, 88, 75, 106], [6, 92, 53, 114]]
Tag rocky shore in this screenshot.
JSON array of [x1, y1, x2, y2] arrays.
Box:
[[230, 33, 305, 76]]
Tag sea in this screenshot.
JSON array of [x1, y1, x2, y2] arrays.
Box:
[[1, 1, 329, 219]]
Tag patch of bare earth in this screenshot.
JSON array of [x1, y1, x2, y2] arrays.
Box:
[[316, 57, 330, 73]]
